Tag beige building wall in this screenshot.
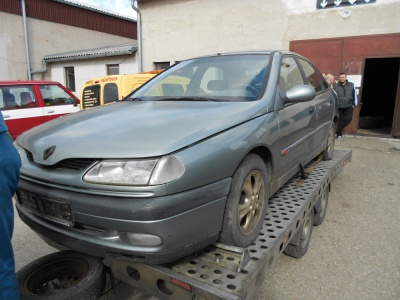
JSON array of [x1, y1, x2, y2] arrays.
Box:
[[0, 11, 134, 81], [138, 0, 400, 71]]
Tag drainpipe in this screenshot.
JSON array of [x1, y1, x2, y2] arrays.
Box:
[[30, 61, 47, 76], [131, 0, 143, 72], [21, 0, 32, 79]]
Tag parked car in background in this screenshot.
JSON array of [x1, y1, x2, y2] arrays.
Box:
[[81, 73, 159, 109], [14, 51, 337, 264], [0, 81, 80, 140]]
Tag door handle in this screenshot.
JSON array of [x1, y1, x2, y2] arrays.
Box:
[[47, 110, 55, 113], [309, 106, 314, 114], [3, 115, 10, 118]]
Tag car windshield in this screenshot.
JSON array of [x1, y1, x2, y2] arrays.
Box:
[[128, 54, 270, 102]]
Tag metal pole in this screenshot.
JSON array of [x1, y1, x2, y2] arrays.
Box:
[[131, 0, 143, 72], [21, 0, 32, 79]]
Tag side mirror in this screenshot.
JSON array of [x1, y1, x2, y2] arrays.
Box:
[[280, 85, 316, 104]]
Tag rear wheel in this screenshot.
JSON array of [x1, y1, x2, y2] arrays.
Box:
[[219, 154, 269, 247], [17, 251, 106, 300], [284, 209, 314, 258], [313, 186, 329, 226], [322, 122, 335, 161]]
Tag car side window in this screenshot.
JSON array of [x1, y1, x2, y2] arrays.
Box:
[[0, 86, 37, 110], [40, 85, 74, 106], [297, 58, 327, 93], [279, 56, 304, 92]]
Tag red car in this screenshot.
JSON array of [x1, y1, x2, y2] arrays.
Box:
[[0, 81, 80, 140]]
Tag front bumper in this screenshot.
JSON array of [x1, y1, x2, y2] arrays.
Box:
[[15, 177, 231, 264]]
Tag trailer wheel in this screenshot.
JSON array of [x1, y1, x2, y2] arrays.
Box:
[[313, 186, 329, 226], [322, 122, 335, 161], [219, 154, 269, 247], [284, 209, 314, 258], [17, 251, 106, 300]]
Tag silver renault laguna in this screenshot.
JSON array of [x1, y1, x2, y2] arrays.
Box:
[[14, 51, 337, 264]]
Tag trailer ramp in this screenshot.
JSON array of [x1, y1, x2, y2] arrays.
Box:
[[107, 150, 352, 300]]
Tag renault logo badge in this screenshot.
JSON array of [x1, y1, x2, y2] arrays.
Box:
[[43, 146, 56, 160]]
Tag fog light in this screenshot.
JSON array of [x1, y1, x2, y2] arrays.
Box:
[[127, 233, 162, 246]]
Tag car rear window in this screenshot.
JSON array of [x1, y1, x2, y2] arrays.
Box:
[[104, 83, 119, 104]]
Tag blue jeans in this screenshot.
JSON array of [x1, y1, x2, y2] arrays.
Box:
[[0, 133, 21, 300]]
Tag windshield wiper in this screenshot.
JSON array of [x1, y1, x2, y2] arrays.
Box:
[[157, 97, 225, 102], [124, 97, 143, 101]]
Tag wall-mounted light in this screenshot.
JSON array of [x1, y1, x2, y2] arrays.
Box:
[[342, 10, 351, 19]]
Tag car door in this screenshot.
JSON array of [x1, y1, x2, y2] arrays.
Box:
[[36, 84, 80, 122], [275, 55, 317, 179], [297, 57, 334, 149], [0, 85, 45, 140]]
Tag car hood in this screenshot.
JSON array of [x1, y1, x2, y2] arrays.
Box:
[[18, 100, 268, 165]]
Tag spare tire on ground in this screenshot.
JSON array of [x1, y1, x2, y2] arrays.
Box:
[[17, 251, 106, 300]]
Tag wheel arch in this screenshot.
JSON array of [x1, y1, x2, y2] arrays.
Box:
[[249, 145, 274, 191]]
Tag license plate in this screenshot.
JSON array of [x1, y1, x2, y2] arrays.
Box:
[[16, 189, 74, 227]]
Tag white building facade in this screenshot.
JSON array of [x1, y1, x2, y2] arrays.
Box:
[[0, 0, 138, 98]]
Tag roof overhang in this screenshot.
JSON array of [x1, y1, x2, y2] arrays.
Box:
[[44, 43, 138, 62]]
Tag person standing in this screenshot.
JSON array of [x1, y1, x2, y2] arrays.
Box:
[[325, 73, 335, 86], [0, 111, 21, 300], [333, 72, 356, 139]]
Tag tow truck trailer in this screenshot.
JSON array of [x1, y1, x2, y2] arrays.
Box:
[[100, 150, 352, 300]]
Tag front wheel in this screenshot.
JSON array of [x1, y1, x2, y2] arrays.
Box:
[[17, 251, 106, 300], [219, 154, 269, 247], [322, 122, 335, 161]]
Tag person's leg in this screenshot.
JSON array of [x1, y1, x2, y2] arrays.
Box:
[[0, 134, 21, 300], [340, 106, 354, 131], [336, 108, 344, 137]]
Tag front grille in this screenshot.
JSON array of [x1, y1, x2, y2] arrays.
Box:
[[23, 148, 97, 171], [25, 149, 34, 161], [55, 159, 97, 170]]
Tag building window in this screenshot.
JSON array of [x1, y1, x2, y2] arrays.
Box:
[[65, 67, 76, 92], [107, 64, 119, 75], [154, 62, 170, 70]]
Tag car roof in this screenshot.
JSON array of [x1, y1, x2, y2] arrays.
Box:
[[181, 50, 300, 61], [0, 80, 62, 85]]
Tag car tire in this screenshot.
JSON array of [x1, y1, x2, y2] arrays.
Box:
[[284, 209, 314, 258], [219, 154, 269, 247], [322, 122, 335, 161], [17, 251, 106, 300], [313, 185, 329, 226]]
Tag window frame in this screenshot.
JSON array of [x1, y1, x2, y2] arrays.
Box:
[[65, 66, 76, 92], [107, 64, 120, 75], [296, 58, 328, 93]]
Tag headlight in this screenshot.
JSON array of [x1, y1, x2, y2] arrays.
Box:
[[83, 156, 184, 186]]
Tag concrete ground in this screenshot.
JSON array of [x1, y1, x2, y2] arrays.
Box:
[[12, 135, 400, 300]]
